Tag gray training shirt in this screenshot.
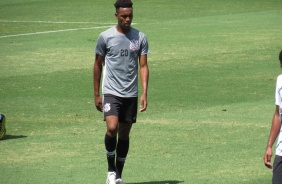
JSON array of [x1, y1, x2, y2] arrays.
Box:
[[95, 26, 149, 97]]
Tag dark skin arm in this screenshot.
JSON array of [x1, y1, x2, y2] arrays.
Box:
[[93, 54, 104, 112], [139, 54, 149, 112], [264, 105, 281, 169]]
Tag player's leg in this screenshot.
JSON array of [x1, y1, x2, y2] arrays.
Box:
[[103, 95, 122, 184], [105, 116, 119, 184], [105, 115, 119, 172], [272, 155, 282, 184], [116, 123, 132, 180], [116, 97, 137, 180]]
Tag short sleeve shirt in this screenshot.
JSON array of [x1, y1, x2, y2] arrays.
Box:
[[95, 26, 149, 97], [275, 74, 282, 156]]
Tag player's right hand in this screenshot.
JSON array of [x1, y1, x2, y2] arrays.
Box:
[[95, 96, 103, 112], [264, 147, 273, 169]]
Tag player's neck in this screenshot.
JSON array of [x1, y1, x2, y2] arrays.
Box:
[[116, 25, 131, 34]]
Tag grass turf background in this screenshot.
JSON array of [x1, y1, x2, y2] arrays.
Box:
[[1, 0, 282, 183]]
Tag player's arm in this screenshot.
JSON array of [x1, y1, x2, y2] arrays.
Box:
[[93, 54, 104, 112], [139, 54, 149, 112], [264, 105, 281, 169]]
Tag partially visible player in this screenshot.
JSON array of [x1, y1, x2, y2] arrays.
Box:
[[0, 114, 6, 140], [93, 0, 149, 183], [264, 50, 282, 184]]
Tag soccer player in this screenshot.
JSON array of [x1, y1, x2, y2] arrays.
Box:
[[93, 0, 149, 183], [264, 50, 282, 184], [0, 114, 6, 140]]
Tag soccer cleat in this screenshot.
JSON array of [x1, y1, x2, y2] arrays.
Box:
[[106, 172, 116, 184], [116, 178, 124, 184], [0, 114, 6, 140]]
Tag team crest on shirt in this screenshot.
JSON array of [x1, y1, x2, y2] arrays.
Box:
[[103, 103, 111, 112], [129, 40, 139, 51]]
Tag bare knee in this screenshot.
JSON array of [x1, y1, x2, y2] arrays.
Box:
[[106, 116, 119, 137], [107, 127, 118, 137]]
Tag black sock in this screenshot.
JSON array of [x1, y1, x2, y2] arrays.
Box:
[[105, 134, 117, 172], [116, 139, 129, 179]]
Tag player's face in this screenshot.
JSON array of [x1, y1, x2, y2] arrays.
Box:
[[115, 8, 133, 33]]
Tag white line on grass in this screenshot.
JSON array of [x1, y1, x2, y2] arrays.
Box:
[[0, 20, 117, 24], [0, 26, 112, 39], [0, 20, 138, 39]]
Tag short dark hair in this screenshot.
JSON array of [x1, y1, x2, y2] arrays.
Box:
[[114, 0, 133, 9], [279, 50, 282, 61]]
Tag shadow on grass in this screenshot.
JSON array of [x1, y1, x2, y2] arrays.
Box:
[[127, 180, 184, 184], [0, 134, 27, 140]]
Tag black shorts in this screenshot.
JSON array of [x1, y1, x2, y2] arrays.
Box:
[[103, 94, 138, 124], [273, 155, 282, 184]]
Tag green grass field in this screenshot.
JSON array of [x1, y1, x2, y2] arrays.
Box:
[[1, 0, 282, 183]]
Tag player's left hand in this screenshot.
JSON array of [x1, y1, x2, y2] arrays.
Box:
[[139, 94, 147, 112]]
